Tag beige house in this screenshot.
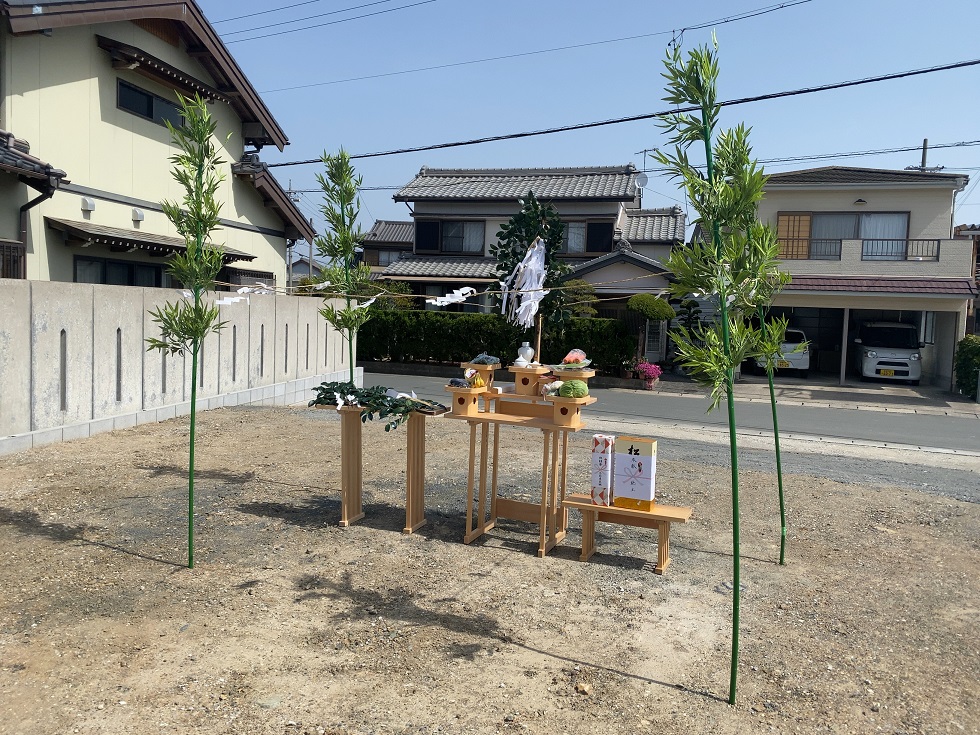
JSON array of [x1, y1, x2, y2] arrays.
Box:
[[761, 166, 975, 387], [0, 0, 313, 287]]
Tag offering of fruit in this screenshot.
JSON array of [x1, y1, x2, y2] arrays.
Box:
[[562, 348, 587, 364], [464, 368, 485, 388]]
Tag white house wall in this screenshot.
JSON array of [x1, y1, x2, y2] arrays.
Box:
[[759, 187, 956, 240], [2, 21, 288, 283], [0, 280, 352, 453], [0, 177, 20, 240], [778, 239, 971, 279]]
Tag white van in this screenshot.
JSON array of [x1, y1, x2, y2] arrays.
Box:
[[853, 321, 922, 385]]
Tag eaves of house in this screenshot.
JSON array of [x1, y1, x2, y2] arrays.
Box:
[[2, 0, 288, 151]]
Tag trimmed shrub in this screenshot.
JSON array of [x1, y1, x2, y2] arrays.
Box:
[[358, 311, 633, 374], [627, 293, 676, 321], [953, 334, 980, 399]]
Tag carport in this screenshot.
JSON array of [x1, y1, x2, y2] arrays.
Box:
[[772, 275, 976, 388]]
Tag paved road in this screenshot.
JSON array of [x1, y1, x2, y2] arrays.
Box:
[[363, 372, 980, 454]]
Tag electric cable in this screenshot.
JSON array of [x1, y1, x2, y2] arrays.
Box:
[[259, 0, 812, 93], [267, 57, 980, 168], [220, 0, 400, 36], [225, 1, 436, 44], [212, 0, 394, 25]]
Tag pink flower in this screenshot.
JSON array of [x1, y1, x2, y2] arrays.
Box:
[[635, 362, 662, 381]]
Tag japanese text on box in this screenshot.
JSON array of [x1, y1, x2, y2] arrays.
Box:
[[613, 436, 657, 511]]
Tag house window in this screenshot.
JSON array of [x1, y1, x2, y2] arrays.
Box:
[[415, 220, 484, 254], [920, 311, 935, 345], [586, 222, 614, 253], [560, 221, 613, 254], [74, 255, 163, 287], [560, 222, 587, 254], [378, 249, 402, 266], [117, 80, 183, 128], [777, 211, 909, 260], [441, 221, 484, 253]]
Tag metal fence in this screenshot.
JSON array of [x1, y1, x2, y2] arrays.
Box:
[[777, 238, 842, 260], [0, 240, 25, 278], [861, 239, 940, 261]]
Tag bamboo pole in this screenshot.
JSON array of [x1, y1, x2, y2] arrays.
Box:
[[702, 107, 742, 706]]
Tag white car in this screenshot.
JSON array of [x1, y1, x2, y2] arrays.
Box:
[[853, 321, 922, 385], [749, 328, 810, 378], [772, 328, 810, 378]]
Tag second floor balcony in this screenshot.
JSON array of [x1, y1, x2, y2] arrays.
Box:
[[776, 237, 972, 278]]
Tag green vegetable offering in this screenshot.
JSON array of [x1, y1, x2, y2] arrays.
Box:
[[558, 380, 589, 398]]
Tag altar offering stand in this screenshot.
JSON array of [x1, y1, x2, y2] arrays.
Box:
[[444, 362, 597, 557]]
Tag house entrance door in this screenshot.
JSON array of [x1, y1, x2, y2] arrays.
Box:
[[645, 319, 667, 362]]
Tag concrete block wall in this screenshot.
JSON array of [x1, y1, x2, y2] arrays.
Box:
[[0, 280, 353, 455]]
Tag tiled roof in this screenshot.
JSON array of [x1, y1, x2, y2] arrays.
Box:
[[45, 218, 255, 262], [363, 220, 414, 245], [621, 207, 685, 243], [766, 166, 966, 187], [381, 255, 499, 280], [785, 275, 977, 297], [567, 247, 669, 280], [394, 165, 638, 202], [0, 129, 66, 184]]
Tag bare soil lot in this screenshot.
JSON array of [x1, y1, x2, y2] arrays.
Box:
[[1, 405, 978, 735]]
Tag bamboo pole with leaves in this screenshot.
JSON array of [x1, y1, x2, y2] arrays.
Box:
[[315, 150, 373, 384], [754, 312, 795, 566], [145, 94, 228, 569], [655, 38, 786, 704]]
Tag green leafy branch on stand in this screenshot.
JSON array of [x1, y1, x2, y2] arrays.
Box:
[[314, 150, 373, 384], [309, 382, 446, 432]]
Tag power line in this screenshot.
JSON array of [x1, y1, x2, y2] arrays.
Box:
[[212, 0, 390, 25], [268, 56, 980, 168], [221, 0, 399, 36], [225, 0, 436, 44], [279, 138, 980, 192], [259, 0, 812, 93]]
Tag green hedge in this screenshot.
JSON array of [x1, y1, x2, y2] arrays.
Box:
[[358, 311, 634, 373], [953, 334, 980, 399]]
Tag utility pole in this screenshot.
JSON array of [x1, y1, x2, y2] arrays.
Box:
[[286, 181, 307, 289], [905, 138, 945, 172]]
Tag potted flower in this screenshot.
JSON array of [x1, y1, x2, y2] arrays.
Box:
[[619, 356, 638, 379], [635, 361, 662, 390]]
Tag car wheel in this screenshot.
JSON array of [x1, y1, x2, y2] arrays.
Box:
[[798, 370, 808, 379], [909, 379, 920, 387]]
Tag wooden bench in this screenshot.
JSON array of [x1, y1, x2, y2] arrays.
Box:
[[562, 493, 693, 574]]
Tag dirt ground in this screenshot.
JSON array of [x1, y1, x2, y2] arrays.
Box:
[[0, 404, 977, 735]]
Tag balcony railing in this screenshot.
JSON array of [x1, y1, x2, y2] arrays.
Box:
[[778, 238, 942, 262], [861, 239, 940, 261], [777, 238, 842, 260], [0, 240, 26, 279]]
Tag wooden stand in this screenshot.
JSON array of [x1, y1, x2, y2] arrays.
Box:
[[403, 412, 427, 534], [339, 405, 364, 527], [544, 394, 596, 429], [562, 493, 692, 574], [446, 385, 486, 417], [509, 364, 551, 396], [444, 382, 589, 557]]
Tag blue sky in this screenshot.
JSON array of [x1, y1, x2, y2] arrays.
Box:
[[197, 0, 980, 235]]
